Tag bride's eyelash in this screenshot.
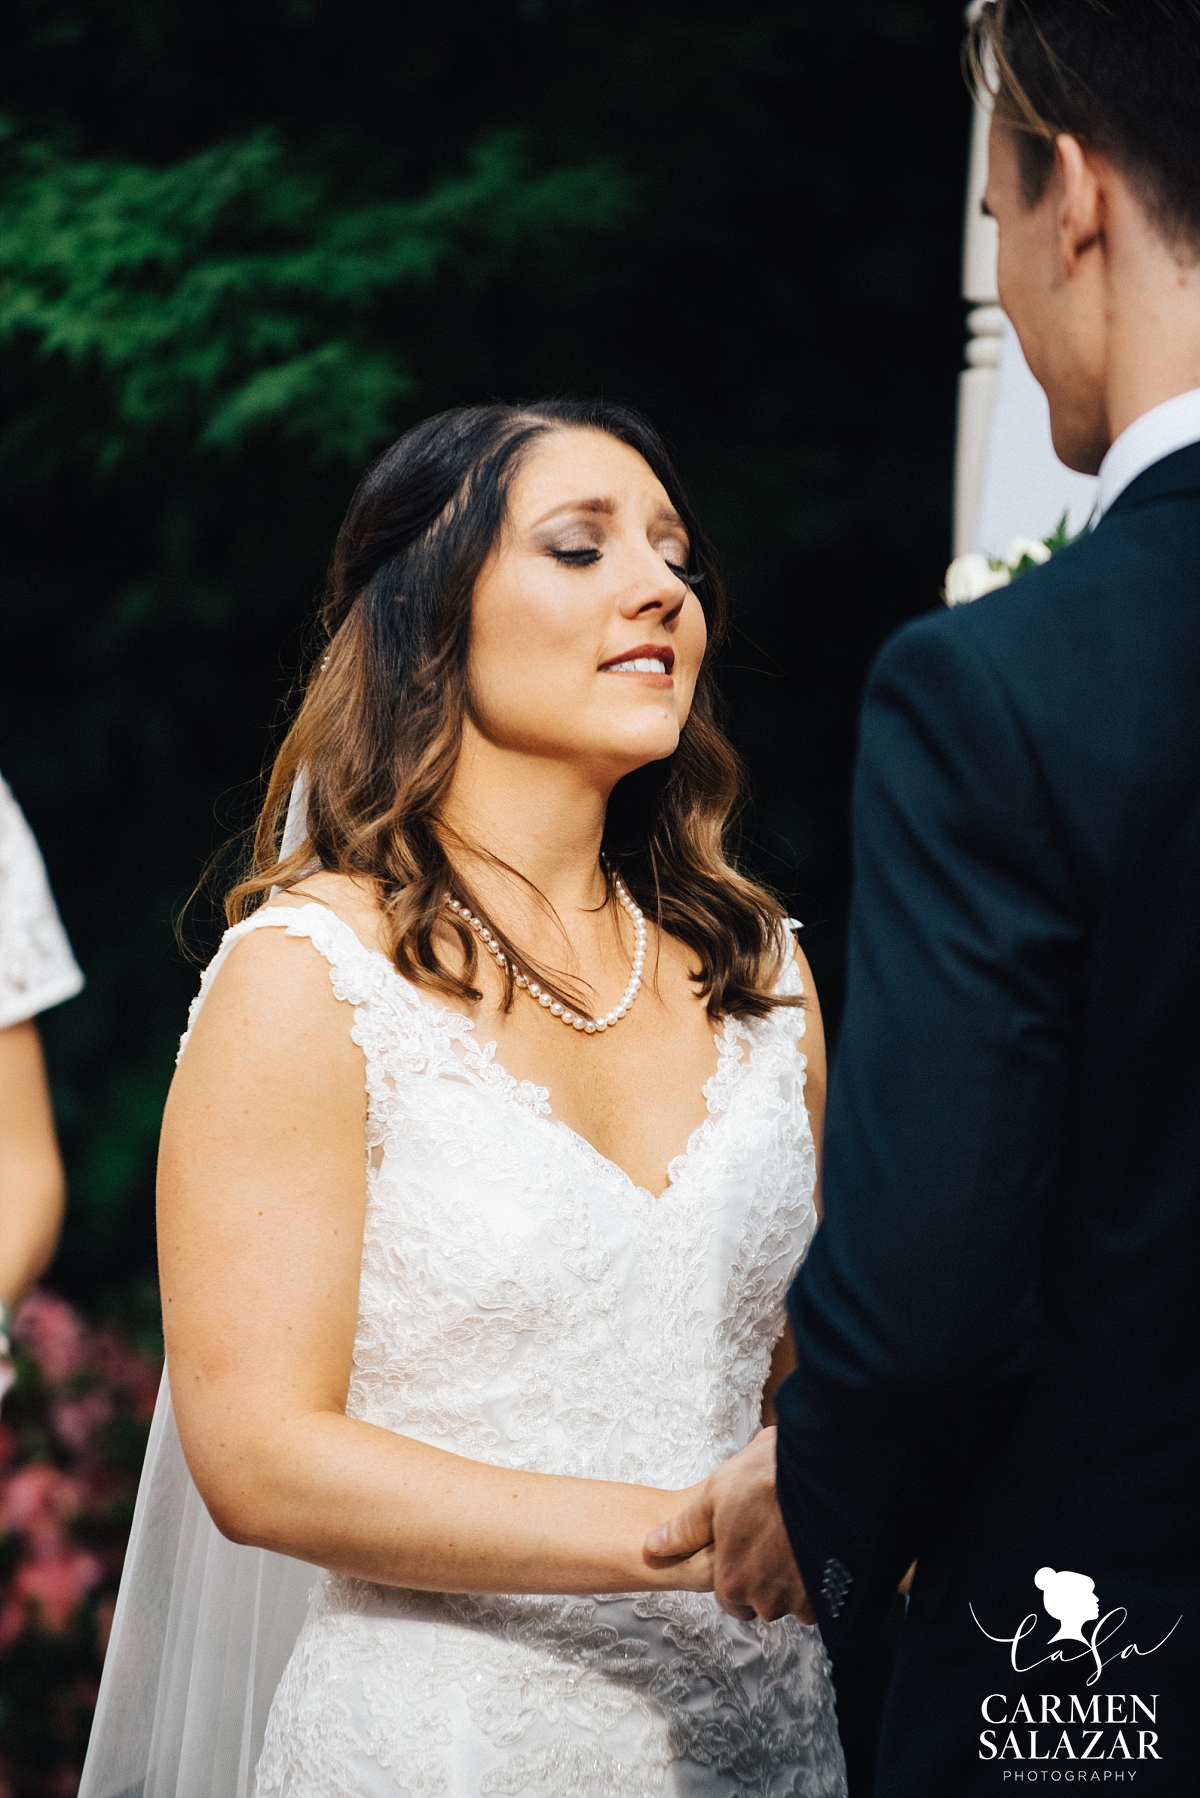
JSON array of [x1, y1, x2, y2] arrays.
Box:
[[549, 547, 600, 567], [548, 547, 703, 586], [667, 562, 705, 588]]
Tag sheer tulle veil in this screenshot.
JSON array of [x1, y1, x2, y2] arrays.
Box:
[[79, 776, 316, 1798]]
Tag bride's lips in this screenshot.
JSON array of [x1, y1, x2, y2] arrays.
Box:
[[598, 644, 675, 685]]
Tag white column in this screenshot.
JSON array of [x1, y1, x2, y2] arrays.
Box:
[[953, 81, 1002, 556], [952, 2, 1098, 558]]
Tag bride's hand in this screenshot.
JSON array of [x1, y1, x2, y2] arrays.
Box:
[[643, 1430, 813, 1623], [650, 1539, 716, 1592], [638, 1484, 715, 1592]]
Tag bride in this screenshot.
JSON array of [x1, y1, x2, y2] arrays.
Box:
[[80, 399, 846, 1797]]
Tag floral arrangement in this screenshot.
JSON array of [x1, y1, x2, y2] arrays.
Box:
[[943, 513, 1081, 606], [0, 1291, 161, 1798]]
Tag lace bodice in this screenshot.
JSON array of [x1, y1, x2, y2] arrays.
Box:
[[0, 773, 84, 1031], [182, 903, 843, 1797], [186, 902, 816, 1490]]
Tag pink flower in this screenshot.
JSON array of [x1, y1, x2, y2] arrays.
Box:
[[53, 1389, 114, 1451], [0, 1462, 83, 1550], [0, 1547, 102, 1644], [13, 1292, 86, 1382]]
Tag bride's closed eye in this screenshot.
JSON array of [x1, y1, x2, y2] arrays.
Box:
[[655, 531, 700, 585], [548, 545, 703, 586], [549, 547, 601, 567], [665, 561, 704, 587]]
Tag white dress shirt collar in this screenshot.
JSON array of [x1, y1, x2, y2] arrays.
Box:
[[1097, 387, 1200, 516]]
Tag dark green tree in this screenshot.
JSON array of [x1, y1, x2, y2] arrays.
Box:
[[1, 0, 969, 1309], [1, 9, 970, 1789]]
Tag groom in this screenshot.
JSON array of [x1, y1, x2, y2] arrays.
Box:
[[650, 2, 1200, 1789]]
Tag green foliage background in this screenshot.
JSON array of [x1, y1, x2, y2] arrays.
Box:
[[1, 0, 970, 1313]]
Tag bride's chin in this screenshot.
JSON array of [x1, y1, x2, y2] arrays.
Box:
[[593, 721, 683, 769]]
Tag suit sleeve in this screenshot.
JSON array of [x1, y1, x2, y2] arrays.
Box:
[[774, 610, 1084, 1651]]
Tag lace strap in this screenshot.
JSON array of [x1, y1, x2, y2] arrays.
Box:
[[176, 903, 380, 1064]]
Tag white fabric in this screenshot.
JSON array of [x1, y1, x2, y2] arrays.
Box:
[[82, 902, 844, 1798], [280, 770, 310, 860], [0, 772, 84, 1030], [974, 320, 1098, 556], [268, 771, 313, 899], [78, 1368, 315, 1798], [1096, 386, 1200, 515]]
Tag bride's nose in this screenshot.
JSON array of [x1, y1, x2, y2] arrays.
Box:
[[617, 552, 686, 624]]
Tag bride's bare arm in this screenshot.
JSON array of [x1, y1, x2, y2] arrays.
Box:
[[158, 925, 711, 1596]]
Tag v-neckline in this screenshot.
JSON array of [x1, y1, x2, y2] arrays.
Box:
[[280, 901, 760, 1205], [538, 1060, 747, 1205]]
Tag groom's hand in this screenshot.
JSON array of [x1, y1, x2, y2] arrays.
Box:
[[644, 1428, 814, 1625]]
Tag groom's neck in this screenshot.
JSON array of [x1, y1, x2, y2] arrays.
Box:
[[1102, 185, 1200, 445]]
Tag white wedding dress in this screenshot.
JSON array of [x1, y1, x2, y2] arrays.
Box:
[[85, 900, 847, 1798]]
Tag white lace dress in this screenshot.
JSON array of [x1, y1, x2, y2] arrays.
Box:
[[0, 772, 84, 1030], [187, 903, 845, 1798]]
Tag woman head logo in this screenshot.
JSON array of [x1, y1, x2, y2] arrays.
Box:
[[1035, 1567, 1100, 1644]]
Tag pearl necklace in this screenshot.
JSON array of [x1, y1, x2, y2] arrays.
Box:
[[447, 878, 646, 1033]]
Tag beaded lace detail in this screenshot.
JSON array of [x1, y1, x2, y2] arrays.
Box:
[[184, 904, 844, 1797]]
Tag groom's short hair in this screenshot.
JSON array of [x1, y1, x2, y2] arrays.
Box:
[[967, 0, 1200, 252]]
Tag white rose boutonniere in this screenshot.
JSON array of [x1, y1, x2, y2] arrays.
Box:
[[943, 513, 1085, 607], [943, 551, 1010, 606]]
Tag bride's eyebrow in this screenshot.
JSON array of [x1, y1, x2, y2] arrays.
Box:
[[527, 496, 687, 536], [529, 496, 618, 529]]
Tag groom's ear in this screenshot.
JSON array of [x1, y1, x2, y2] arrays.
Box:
[[1052, 134, 1105, 279]]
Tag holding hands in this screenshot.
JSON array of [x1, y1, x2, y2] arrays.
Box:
[[646, 1427, 814, 1625]]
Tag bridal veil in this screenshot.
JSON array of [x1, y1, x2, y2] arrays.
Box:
[[79, 775, 317, 1798], [77, 1375, 315, 1797]]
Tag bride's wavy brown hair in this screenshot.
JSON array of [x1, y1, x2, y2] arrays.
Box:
[[228, 399, 798, 1021]]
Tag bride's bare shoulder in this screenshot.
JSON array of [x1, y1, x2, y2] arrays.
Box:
[[173, 921, 370, 1112], [179, 874, 386, 1065], [263, 870, 391, 955]]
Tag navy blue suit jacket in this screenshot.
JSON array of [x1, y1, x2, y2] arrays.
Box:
[[775, 444, 1200, 1793]]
